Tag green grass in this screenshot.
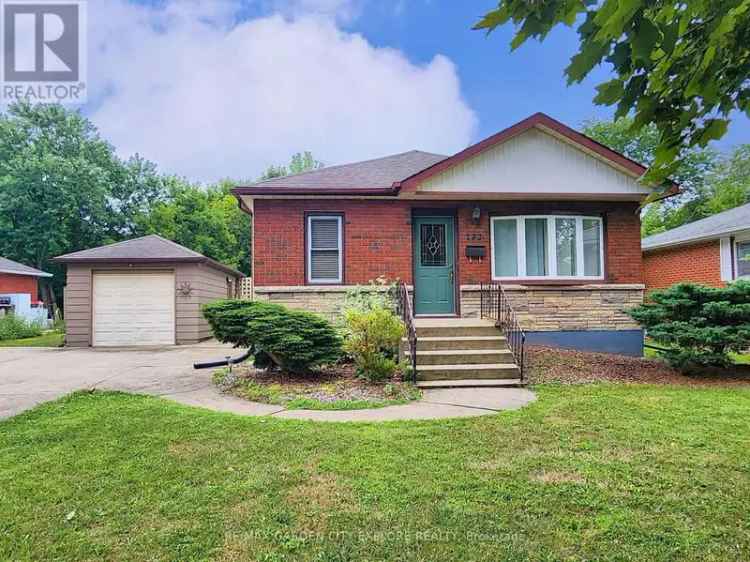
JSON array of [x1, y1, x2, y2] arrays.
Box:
[[0, 330, 64, 347], [2, 385, 750, 561], [644, 342, 750, 365]]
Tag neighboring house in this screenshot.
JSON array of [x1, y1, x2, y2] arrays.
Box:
[[642, 202, 750, 290], [0, 257, 52, 325], [52, 235, 244, 347], [233, 113, 666, 356]]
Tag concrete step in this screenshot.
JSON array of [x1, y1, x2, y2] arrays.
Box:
[[417, 379, 524, 388], [417, 363, 520, 381], [406, 349, 514, 366], [405, 335, 507, 351], [415, 318, 499, 338]]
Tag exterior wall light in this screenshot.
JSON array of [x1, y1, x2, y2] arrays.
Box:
[[472, 206, 481, 225]]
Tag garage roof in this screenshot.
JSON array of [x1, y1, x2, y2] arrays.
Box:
[[52, 235, 244, 277]]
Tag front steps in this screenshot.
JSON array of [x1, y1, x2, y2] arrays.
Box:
[[403, 318, 523, 387]]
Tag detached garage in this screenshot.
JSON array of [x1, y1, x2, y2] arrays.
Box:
[[53, 235, 244, 347]]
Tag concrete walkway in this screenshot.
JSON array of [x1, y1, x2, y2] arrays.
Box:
[[0, 344, 535, 422]]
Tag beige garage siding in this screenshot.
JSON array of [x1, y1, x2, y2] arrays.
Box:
[[63, 262, 239, 347]]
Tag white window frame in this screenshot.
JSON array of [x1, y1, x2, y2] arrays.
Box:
[[490, 215, 605, 281], [307, 215, 343, 284], [734, 234, 750, 280]]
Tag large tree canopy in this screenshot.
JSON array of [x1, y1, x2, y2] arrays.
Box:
[[476, 1, 750, 184], [0, 103, 255, 305], [0, 102, 169, 298], [136, 179, 251, 275], [584, 117, 750, 236]]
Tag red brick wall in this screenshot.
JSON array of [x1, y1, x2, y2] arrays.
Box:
[[643, 241, 724, 291], [0, 274, 38, 300], [253, 199, 643, 286], [254, 199, 413, 285]]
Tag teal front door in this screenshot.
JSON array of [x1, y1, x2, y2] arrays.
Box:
[[413, 216, 455, 315]]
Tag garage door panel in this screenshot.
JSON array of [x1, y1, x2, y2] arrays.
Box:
[[93, 273, 175, 346]]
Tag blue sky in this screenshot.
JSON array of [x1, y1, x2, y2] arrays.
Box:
[[344, 0, 749, 148], [85, 0, 748, 182]]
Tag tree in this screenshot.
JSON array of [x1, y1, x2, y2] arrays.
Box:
[[583, 117, 719, 201], [583, 117, 719, 235], [0, 102, 167, 300], [259, 151, 323, 180], [629, 282, 750, 370], [476, 1, 750, 183], [136, 178, 251, 275]]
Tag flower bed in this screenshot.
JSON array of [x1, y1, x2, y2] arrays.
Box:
[[213, 364, 421, 410]]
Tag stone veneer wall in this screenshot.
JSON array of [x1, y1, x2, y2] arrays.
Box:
[[254, 284, 643, 332], [253, 285, 400, 323], [460, 284, 644, 331]]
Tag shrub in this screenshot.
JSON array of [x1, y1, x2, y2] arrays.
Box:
[[343, 305, 405, 382], [629, 281, 750, 370], [202, 300, 342, 374], [342, 276, 399, 314], [0, 314, 43, 341]]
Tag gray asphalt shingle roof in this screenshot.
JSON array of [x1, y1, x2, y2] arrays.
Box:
[[53, 235, 243, 277], [236, 150, 447, 192], [642, 202, 750, 251], [0, 257, 52, 277]]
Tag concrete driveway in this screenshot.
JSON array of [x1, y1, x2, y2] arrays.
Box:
[[0, 342, 285, 420]]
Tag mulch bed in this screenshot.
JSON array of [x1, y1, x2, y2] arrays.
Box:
[[218, 363, 417, 404], [526, 346, 750, 387]]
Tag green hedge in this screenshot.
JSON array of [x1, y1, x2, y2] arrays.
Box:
[[202, 300, 342, 374], [0, 315, 44, 341]]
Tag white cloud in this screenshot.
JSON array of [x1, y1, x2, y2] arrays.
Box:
[[86, 0, 477, 183]]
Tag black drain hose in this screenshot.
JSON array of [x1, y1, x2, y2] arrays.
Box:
[[194, 349, 253, 370]]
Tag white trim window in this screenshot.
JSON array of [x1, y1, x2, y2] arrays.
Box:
[[735, 237, 750, 279], [491, 215, 604, 281], [307, 215, 343, 283]]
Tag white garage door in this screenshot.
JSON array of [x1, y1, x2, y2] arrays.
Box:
[[93, 272, 176, 346]]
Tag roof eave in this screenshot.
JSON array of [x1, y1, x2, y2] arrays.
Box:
[[232, 187, 397, 196], [643, 229, 747, 253], [0, 269, 53, 278]]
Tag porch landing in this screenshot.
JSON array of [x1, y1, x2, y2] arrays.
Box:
[[404, 318, 523, 388]]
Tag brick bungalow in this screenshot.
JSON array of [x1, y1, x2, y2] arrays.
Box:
[[642, 202, 750, 290], [233, 113, 670, 356]]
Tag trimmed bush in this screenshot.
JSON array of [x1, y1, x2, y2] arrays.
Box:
[[0, 314, 44, 341], [629, 281, 750, 370], [343, 305, 405, 382], [202, 300, 342, 374]]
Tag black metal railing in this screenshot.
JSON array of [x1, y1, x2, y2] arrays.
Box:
[[480, 282, 526, 381], [397, 280, 418, 383]]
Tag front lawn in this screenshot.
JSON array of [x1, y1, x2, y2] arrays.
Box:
[[2, 385, 749, 561], [0, 330, 64, 348]]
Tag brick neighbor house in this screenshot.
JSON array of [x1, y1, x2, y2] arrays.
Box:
[[233, 113, 667, 365], [642, 202, 750, 291]]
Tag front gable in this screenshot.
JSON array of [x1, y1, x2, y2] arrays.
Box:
[[397, 113, 658, 201], [419, 127, 650, 198]]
